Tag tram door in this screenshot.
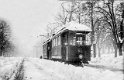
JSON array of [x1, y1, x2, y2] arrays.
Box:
[[47, 41, 52, 59], [62, 33, 69, 61]]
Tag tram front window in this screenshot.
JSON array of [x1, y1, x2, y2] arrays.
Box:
[[69, 33, 91, 46], [69, 33, 76, 45], [76, 35, 85, 45], [69, 33, 86, 46]]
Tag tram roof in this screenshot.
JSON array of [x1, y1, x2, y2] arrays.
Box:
[[43, 38, 51, 45], [64, 21, 92, 31], [43, 22, 91, 44], [55, 21, 91, 35]]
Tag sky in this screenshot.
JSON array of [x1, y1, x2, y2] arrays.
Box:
[[0, 0, 60, 56]]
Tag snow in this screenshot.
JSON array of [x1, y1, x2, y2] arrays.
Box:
[[89, 54, 123, 70], [64, 21, 92, 31], [23, 58, 123, 80], [54, 21, 92, 36], [0, 57, 23, 80], [0, 56, 123, 80]]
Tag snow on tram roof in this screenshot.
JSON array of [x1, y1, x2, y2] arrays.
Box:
[[55, 21, 91, 35], [43, 22, 91, 44], [54, 21, 91, 35], [64, 21, 92, 31]]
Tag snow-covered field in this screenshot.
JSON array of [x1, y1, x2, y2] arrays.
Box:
[[0, 57, 23, 80], [0, 56, 123, 80]]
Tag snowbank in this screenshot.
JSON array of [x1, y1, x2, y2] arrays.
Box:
[[89, 54, 123, 70], [0, 57, 23, 80]]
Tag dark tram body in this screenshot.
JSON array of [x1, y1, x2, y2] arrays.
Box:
[[43, 22, 91, 63]]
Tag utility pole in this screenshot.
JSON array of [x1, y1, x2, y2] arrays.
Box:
[[59, 0, 96, 57]]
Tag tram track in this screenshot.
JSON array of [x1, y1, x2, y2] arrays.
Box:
[[13, 59, 24, 80], [1, 58, 25, 80]]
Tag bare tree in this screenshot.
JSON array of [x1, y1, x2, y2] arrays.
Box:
[[56, 1, 80, 24], [57, 0, 101, 57], [57, 0, 124, 57], [94, 0, 124, 57]]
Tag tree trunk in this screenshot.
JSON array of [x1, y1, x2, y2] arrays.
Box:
[[0, 49, 2, 56], [114, 45, 118, 57], [0, 53, 2, 56], [118, 43, 123, 56], [69, 11, 72, 22], [93, 44, 96, 57], [97, 41, 101, 57], [112, 40, 118, 57], [78, 13, 81, 24], [98, 47, 101, 57]]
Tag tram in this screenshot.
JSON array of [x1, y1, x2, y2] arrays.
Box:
[[43, 22, 91, 63]]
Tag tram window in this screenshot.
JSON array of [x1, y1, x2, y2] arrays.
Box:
[[52, 40, 54, 47], [76, 35, 86, 45], [57, 36, 60, 46], [56, 36, 59, 46], [57, 37, 58, 46], [54, 39, 55, 46], [56, 37, 58, 46], [77, 37, 82, 45], [70, 37, 76, 45], [69, 33, 76, 45], [55, 37, 56, 46], [52, 39, 53, 47], [55, 37, 57, 46], [58, 36, 61, 45], [63, 34, 68, 45], [53, 39, 54, 47]]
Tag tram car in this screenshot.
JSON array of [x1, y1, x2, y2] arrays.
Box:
[[43, 22, 91, 63]]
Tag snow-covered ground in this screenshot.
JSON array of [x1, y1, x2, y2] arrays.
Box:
[[0, 57, 23, 80], [23, 58, 123, 80], [89, 54, 123, 70], [0, 56, 123, 80]]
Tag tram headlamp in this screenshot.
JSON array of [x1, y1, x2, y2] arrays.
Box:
[[79, 54, 83, 59], [78, 49, 82, 53], [78, 49, 81, 53]]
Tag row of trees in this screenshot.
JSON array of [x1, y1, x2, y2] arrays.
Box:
[[46, 0, 124, 57], [0, 19, 14, 56]]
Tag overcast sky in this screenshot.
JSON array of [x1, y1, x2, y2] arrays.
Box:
[[0, 0, 60, 56]]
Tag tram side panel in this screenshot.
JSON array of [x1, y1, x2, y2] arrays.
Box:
[[67, 32, 78, 61], [43, 44, 47, 59], [68, 46, 78, 61], [51, 35, 62, 60], [61, 32, 69, 61], [52, 45, 62, 59], [47, 41, 52, 59], [84, 45, 91, 61]]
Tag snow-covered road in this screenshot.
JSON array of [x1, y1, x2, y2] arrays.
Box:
[[23, 58, 123, 80], [0, 57, 24, 80], [0, 57, 123, 80], [24, 58, 67, 80]]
